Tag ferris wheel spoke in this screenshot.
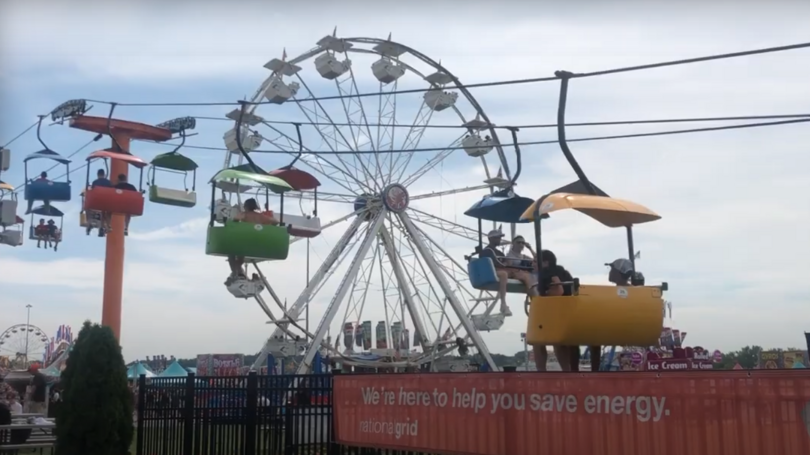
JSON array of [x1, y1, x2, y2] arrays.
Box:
[[333, 65, 382, 189], [401, 134, 465, 188], [259, 123, 364, 194], [408, 208, 480, 243], [375, 77, 398, 185], [295, 210, 386, 374], [397, 211, 497, 370], [292, 75, 378, 193], [411, 184, 491, 201], [289, 208, 366, 246], [389, 101, 435, 185]]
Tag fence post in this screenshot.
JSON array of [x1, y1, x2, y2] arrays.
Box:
[[136, 374, 146, 455], [245, 371, 258, 455], [328, 370, 341, 455], [183, 373, 195, 455]]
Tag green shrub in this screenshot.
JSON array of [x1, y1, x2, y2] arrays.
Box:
[[55, 321, 132, 455]]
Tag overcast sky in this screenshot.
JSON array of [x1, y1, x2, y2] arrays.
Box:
[[1, 1, 809, 363]]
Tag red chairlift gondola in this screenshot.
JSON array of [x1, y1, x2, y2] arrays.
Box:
[[268, 167, 322, 238], [83, 149, 148, 216]]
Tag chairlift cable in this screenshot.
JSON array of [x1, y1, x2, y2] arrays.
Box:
[[194, 113, 810, 130], [77, 41, 810, 108], [141, 117, 810, 156], [1, 121, 39, 148]]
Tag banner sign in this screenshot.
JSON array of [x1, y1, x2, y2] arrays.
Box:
[[334, 371, 810, 455]]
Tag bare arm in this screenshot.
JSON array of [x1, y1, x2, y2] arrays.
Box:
[[546, 276, 564, 296]]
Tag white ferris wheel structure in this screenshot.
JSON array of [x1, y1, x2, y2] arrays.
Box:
[[220, 33, 520, 373]]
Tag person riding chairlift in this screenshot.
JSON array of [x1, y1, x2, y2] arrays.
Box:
[[26, 171, 50, 214], [480, 229, 538, 318], [114, 173, 138, 236], [226, 198, 278, 282], [537, 249, 581, 372]]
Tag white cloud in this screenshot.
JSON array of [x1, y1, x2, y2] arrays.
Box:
[[1, 1, 809, 362]]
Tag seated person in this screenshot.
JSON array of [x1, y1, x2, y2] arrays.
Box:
[[479, 229, 538, 317], [26, 171, 50, 214], [47, 219, 60, 252], [505, 235, 536, 268], [606, 258, 645, 286], [537, 249, 580, 372], [227, 198, 278, 280], [91, 168, 112, 188], [34, 218, 50, 248], [114, 174, 138, 235]]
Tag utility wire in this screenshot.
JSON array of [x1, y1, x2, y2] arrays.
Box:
[[80, 41, 810, 108], [193, 113, 810, 130], [1, 121, 39, 148], [144, 118, 810, 156]]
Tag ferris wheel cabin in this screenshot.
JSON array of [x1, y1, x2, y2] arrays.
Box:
[[0, 148, 10, 172], [0, 181, 17, 227]]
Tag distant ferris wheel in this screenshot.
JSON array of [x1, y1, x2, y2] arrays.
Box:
[[0, 324, 49, 369]]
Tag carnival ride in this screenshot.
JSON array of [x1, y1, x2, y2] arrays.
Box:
[[0, 324, 50, 370], [3, 34, 809, 377]]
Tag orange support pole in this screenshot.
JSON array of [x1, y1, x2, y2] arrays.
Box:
[[70, 115, 172, 342], [101, 136, 130, 341]]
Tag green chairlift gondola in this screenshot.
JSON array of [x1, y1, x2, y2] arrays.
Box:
[[148, 152, 199, 208], [206, 168, 293, 262]]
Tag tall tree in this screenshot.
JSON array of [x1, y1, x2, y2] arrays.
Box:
[[56, 321, 133, 455]]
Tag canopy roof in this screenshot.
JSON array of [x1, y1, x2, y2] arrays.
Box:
[[158, 360, 191, 378], [269, 167, 320, 191], [24, 149, 71, 165], [210, 168, 292, 194], [151, 152, 198, 171], [520, 193, 661, 227], [30, 205, 64, 217], [87, 149, 148, 169], [464, 189, 533, 223]]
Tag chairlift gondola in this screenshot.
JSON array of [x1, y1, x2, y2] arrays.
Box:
[[148, 152, 198, 208], [206, 168, 293, 262], [23, 116, 72, 207], [27, 204, 64, 244], [268, 167, 322, 238], [464, 188, 535, 295], [83, 149, 148, 216], [149, 116, 199, 208], [0, 181, 18, 227]]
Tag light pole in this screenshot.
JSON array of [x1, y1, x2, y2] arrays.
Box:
[[24, 304, 32, 368]]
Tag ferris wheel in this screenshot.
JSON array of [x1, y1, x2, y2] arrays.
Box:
[[0, 324, 49, 369], [218, 33, 519, 373]]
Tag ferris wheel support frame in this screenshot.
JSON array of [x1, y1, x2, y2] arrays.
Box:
[[398, 211, 496, 369], [251, 215, 364, 370], [378, 222, 430, 347], [294, 210, 387, 374]]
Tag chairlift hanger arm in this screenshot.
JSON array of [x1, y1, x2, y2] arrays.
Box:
[[554, 70, 596, 196], [505, 127, 521, 187], [288, 122, 303, 168], [106, 103, 125, 152], [35, 115, 49, 151]]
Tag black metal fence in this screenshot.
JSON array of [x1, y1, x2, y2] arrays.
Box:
[[136, 373, 427, 455]]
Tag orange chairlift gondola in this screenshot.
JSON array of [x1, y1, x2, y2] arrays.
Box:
[[23, 116, 72, 214], [148, 117, 199, 208], [83, 150, 148, 217]]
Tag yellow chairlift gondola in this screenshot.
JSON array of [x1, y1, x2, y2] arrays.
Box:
[[149, 117, 199, 208], [519, 192, 667, 347]]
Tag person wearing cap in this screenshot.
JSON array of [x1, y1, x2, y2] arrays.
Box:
[[479, 228, 538, 317], [607, 258, 634, 286]]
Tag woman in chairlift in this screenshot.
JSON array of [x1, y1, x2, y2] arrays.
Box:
[[480, 229, 538, 317], [226, 198, 278, 280]]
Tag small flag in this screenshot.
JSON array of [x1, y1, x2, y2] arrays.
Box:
[[634, 251, 641, 260], [282, 48, 287, 61]]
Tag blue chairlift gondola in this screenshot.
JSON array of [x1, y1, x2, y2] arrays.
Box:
[[23, 117, 72, 212]]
